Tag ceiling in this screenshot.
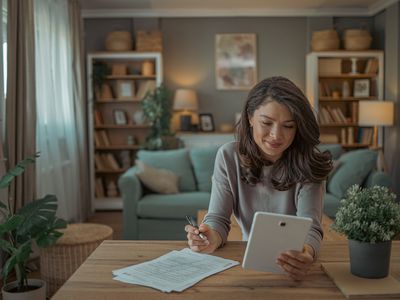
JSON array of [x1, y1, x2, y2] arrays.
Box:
[[80, 0, 399, 18]]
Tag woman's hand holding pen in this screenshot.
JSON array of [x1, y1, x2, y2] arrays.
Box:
[[185, 223, 222, 254]]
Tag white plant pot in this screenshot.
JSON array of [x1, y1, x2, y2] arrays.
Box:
[[2, 279, 46, 300]]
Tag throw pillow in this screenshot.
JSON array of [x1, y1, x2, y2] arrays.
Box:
[[190, 146, 219, 192], [328, 160, 342, 181], [135, 160, 179, 194], [327, 149, 377, 199], [137, 148, 196, 192], [317, 144, 343, 160]]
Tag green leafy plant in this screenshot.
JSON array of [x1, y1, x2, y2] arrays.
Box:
[[0, 155, 67, 292], [141, 84, 177, 150], [332, 185, 400, 243], [92, 61, 109, 90]]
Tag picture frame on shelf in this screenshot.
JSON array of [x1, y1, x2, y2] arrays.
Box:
[[113, 109, 128, 125], [116, 80, 135, 99], [199, 113, 215, 132], [215, 33, 257, 90], [353, 79, 370, 98]]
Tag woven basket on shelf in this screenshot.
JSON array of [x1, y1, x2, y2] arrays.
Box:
[[105, 31, 133, 51], [311, 29, 340, 51], [136, 30, 163, 52], [40, 223, 113, 297], [343, 29, 372, 50]]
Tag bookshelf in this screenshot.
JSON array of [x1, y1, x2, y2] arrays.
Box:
[[87, 52, 162, 210], [306, 51, 384, 149]]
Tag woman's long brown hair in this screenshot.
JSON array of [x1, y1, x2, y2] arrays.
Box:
[[235, 76, 332, 190]]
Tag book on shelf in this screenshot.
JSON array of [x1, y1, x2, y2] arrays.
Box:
[[341, 128, 346, 144], [94, 154, 106, 170], [95, 177, 105, 198], [320, 134, 339, 144], [347, 127, 354, 144], [106, 153, 121, 170], [94, 109, 104, 126], [136, 80, 156, 100], [351, 102, 358, 123], [94, 130, 110, 147], [358, 128, 373, 145], [364, 58, 379, 74]]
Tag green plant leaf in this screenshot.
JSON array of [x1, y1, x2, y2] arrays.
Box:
[[0, 238, 14, 254], [2, 254, 17, 283], [0, 215, 24, 235], [0, 154, 39, 189]]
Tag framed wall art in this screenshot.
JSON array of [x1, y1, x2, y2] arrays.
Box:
[[353, 79, 370, 98], [113, 109, 128, 125], [215, 33, 257, 90], [116, 80, 135, 100], [199, 113, 215, 132]]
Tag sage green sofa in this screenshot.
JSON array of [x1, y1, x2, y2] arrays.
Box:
[[119, 144, 391, 240], [119, 147, 219, 240]]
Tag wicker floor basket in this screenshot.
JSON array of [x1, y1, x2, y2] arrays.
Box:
[[40, 223, 113, 297]]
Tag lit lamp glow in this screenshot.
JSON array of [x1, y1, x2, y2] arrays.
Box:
[[173, 89, 198, 131], [358, 101, 394, 148]]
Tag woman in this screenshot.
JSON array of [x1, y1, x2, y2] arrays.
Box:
[[185, 76, 332, 281]]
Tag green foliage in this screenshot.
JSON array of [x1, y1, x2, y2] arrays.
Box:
[[0, 155, 67, 292], [92, 61, 109, 89], [141, 84, 175, 150], [332, 185, 400, 243]]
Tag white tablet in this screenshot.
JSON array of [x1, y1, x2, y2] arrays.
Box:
[[242, 212, 312, 273]]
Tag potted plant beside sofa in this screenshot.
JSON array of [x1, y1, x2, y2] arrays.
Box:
[[0, 156, 67, 300], [332, 184, 400, 278], [141, 84, 178, 150]]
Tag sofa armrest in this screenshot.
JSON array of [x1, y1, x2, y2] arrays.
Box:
[[364, 170, 392, 189], [118, 166, 143, 239]]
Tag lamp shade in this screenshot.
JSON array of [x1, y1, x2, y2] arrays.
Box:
[[358, 101, 394, 126], [173, 89, 198, 111]]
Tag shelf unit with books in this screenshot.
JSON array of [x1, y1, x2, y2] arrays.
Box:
[[87, 52, 162, 210], [306, 50, 384, 149]]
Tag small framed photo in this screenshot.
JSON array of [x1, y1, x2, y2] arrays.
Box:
[[116, 80, 135, 99], [113, 109, 128, 125], [353, 79, 370, 98], [199, 113, 215, 132]]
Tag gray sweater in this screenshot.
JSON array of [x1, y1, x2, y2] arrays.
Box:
[[204, 141, 324, 255]]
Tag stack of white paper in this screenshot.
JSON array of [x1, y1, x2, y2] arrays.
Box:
[[112, 248, 239, 292]]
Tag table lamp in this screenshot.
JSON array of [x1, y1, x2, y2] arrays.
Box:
[[358, 101, 394, 148], [173, 89, 198, 131]]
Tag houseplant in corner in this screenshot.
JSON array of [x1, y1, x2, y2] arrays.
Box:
[[0, 156, 67, 300], [332, 184, 400, 278], [141, 84, 178, 150]]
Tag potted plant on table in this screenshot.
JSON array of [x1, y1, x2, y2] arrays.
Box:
[[0, 156, 67, 300], [332, 184, 400, 278], [141, 84, 178, 150]]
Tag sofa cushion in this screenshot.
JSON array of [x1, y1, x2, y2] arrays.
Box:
[[323, 193, 341, 219], [327, 149, 377, 199], [137, 192, 210, 219], [190, 146, 219, 192], [137, 148, 196, 192], [317, 144, 343, 159], [135, 160, 179, 194]]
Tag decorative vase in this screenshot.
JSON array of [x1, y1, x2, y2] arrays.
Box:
[[348, 239, 391, 278], [2, 279, 46, 300]]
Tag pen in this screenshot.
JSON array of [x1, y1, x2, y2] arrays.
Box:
[[185, 215, 207, 240]]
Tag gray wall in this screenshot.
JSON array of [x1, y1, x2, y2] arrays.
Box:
[[84, 15, 389, 130], [85, 17, 309, 129]]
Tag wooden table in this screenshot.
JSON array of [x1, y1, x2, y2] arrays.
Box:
[[53, 240, 400, 300]]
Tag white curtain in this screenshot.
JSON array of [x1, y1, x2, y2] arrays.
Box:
[[34, 0, 83, 222]]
